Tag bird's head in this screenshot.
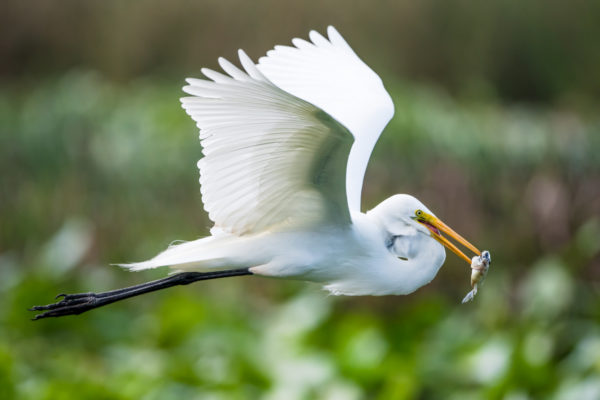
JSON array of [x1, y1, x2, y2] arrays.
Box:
[[368, 194, 480, 264]]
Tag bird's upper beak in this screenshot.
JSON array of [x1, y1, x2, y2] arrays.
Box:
[[415, 211, 480, 264]]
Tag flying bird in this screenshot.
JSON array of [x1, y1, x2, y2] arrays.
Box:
[[31, 26, 482, 320]]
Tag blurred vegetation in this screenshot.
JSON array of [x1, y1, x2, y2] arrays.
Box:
[[3, 0, 600, 106], [1, 1, 600, 399]]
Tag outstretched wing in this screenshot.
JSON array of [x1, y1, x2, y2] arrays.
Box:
[[257, 26, 395, 212], [182, 50, 354, 235]]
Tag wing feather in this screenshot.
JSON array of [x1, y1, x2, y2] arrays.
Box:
[[182, 51, 354, 235], [200, 68, 231, 83], [257, 26, 394, 212]]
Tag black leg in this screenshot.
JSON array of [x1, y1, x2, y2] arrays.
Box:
[[29, 268, 252, 320]]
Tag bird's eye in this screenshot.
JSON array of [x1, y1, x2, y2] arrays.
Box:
[[415, 210, 423, 217]]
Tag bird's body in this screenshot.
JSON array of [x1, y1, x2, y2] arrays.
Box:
[[31, 26, 483, 319], [127, 197, 446, 296]]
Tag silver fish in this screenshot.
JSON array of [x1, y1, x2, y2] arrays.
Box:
[[462, 250, 491, 303]]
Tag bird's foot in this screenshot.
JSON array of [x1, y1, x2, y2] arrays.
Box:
[[29, 292, 100, 320], [29, 270, 254, 320]]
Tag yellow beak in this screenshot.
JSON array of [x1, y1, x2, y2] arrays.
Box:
[[416, 212, 480, 264]]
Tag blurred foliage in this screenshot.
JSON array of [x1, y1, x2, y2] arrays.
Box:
[[1, 72, 599, 400], [2, 1, 600, 399], [2, 0, 600, 106]]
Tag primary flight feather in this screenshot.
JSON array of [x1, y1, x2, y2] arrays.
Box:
[[31, 26, 483, 319]]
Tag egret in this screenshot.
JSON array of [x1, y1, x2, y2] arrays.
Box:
[[31, 26, 483, 320]]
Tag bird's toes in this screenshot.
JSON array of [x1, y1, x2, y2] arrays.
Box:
[[29, 301, 68, 311], [61, 292, 96, 301], [29, 293, 98, 319]]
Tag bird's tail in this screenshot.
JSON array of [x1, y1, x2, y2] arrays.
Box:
[[118, 235, 241, 272]]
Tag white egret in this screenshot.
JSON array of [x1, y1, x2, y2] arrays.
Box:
[[31, 26, 482, 319]]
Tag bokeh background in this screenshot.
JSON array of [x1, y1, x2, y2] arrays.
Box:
[[1, 1, 599, 399]]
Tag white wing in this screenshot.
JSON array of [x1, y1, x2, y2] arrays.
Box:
[[182, 51, 354, 235], [257, 26, 394, 212]]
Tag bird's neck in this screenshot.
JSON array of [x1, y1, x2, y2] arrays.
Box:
[[363, 211, 446, 295], [326, 212, 446, 296], [393, 236, 446, 294]]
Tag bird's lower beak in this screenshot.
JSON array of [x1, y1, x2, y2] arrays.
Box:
[[417, 213, 480, 264]]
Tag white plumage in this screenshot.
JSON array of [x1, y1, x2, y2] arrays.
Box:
[[184, 50, 354, 235], [123, 26, 480, 296], [257, 26, 394, 212]]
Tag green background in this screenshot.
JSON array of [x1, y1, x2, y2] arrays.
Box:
[[1, 1, 599, 399]]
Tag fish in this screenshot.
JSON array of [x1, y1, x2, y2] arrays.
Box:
[[461, 250, 491, 303]]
